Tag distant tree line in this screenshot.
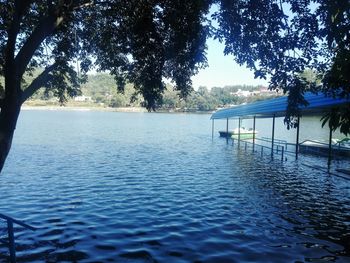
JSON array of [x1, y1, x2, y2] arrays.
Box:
[[27, 72, 279, 111], [160, 85, 280, 111]]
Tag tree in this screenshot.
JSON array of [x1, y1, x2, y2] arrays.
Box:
[[214, 0, 350, 131], [0, 0, 210, 172], [210, 86, 237, 106], [1, 0, 349, 173]]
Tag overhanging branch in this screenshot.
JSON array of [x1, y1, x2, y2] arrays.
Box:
[[5, 1, 33, 63], [14, 0, 97, 79], [15, 15, 63, 78], [73, 0, 95, 10], [21, 63, 58, 103]]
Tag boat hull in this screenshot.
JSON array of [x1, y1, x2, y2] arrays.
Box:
[[231, 133, 256, 140], [219, 131, 234, 137], [219, 129, 258, 140]]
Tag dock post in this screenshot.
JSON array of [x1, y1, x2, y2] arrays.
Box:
[[7, 219, 16, 263], [296, 116, 300, 159], [328, 126, 332, 168], [281, 146, 284, 161], [212, 119, 214, 140], [238, 117, 241, 147], [253, 116, 256, 152], [226, 118, 229, 144], [271, 114, 275, 158]]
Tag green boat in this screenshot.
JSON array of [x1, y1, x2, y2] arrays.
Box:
[[231, 128, 258, 140]]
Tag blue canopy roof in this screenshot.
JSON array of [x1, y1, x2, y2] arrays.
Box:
[[211, 92, 350, 120]]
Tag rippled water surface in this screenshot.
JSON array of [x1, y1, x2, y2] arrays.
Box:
[[1, 110, 350, 262]]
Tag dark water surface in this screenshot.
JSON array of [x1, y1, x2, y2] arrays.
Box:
[[1, 110, 349, 262]]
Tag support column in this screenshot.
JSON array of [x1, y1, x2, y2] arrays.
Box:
[[226, 118, 229, 144], [7, 219, 16, 263], [271, 114, 275, 158], [238, 117, 241, 147], [328, 126, 332, 168], [212, 119, 214, 140], [253, 116, 256, 152], [296, 116, 300, 159]]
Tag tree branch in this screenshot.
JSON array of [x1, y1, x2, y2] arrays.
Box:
[[5, 0, 32, 65], [21, 63, 58, 103], [14, 0, 96, 79], [14, 0, 105, 79], [73, 0, 95, 10], [15, 14, 63, 78], [3, 1, 33, 104]]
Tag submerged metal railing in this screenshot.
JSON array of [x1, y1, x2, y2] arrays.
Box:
[[0, 213, 36, 263], [260, 137, 296, 154], [232, 137, 286, 161]]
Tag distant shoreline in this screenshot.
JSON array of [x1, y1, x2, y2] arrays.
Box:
[[21, 105, 212, 114], [21, 105, 147, 112]]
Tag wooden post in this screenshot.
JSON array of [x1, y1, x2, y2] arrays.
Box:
[[328, 126, 332, 168], [253, 116, 256, 152], [238, 117, 241, 147], [7, 219, 16, 263], [226, 118, 229, 144], [212, 119, 214, 140], [296, 116, 300, 159], [271, 114, 275, 158]]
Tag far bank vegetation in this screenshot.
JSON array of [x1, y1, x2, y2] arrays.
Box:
[[23, 72, 280, 112]]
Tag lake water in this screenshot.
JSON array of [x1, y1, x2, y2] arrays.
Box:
[[0, 110, 349, 262]]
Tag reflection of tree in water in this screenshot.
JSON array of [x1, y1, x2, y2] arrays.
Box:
[[232, 149, 350, 259]]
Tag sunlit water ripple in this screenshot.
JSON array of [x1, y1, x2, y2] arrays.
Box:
[[0, 111, 349, 262]]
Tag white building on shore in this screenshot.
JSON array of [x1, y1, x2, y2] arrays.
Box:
[[74, 95, 92, 102]]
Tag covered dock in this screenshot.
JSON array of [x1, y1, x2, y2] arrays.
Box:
[[210, 92, 350, 165]]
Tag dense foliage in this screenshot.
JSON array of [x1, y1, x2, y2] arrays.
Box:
[[0, 0, 210, 108]]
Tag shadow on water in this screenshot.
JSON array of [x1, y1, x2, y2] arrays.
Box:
[[233, 148, 350, 261]]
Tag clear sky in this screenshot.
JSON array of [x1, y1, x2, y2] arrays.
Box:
[[191, 38, 269, 90]]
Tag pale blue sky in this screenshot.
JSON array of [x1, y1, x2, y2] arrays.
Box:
[[191, 37, 269, 89]]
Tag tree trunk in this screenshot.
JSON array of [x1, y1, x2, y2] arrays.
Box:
[[0, 101, 21, 173], [0, 125, 16, 173], [0, 80, 21, 174]]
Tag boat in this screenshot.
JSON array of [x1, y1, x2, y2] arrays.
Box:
[[299, 138, 350, 157], [219, 127, 258, 139], [218, 130, 234, 137], [231, 127, 258, 140]]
